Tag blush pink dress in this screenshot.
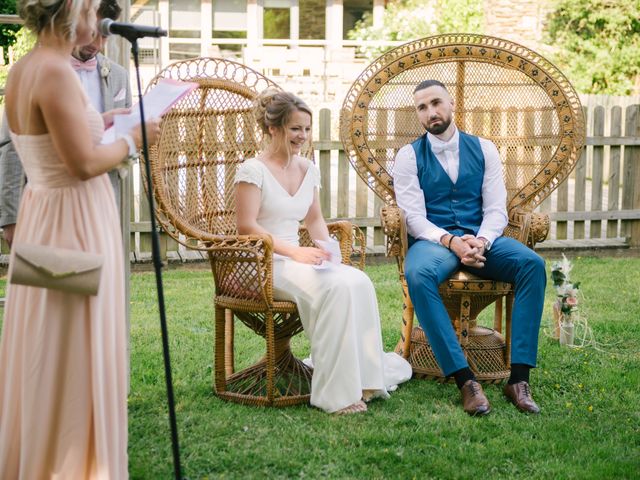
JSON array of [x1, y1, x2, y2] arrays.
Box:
[[0, 104, 127, 479]]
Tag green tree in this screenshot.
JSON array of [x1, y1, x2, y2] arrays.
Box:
[[347, 0, 483, 59], [0, 28, 34, 100], [0, 0, 19, 62], [545, 0, 640, 95]]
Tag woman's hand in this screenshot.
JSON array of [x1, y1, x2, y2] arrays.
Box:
[[102, 108, 131, 128], [289, 246, 330, 265], [129, 118, 162, 149]]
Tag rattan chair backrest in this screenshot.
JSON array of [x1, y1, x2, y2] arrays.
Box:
[[340, 34, 585, 216], [145, 58, 282, 245]]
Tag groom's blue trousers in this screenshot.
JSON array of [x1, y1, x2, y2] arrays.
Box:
[[404, 236, 546, 376]]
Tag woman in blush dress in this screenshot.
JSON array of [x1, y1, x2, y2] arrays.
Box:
[[0, 0, 160, 477], [235, 89, 411, 414]]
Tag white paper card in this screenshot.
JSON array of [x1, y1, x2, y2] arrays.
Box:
[[102, 78, 197, 144], [313, 239, 342, 270]]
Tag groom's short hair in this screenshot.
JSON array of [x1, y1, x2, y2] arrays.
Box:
[[414, 80, 447, 94]]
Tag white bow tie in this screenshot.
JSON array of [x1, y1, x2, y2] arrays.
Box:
[[431, 140, 458, 155]]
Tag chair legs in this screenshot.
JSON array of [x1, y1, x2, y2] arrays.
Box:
[[395, 281, 513, 383], [213, 304, 312, 407]]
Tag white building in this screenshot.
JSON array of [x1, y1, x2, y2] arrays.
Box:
[[130, 0, 387, 102]]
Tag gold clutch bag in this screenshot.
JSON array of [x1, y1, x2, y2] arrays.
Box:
[[10, 244, 104, 296]]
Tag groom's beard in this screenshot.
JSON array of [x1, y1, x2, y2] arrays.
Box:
[[423, 114, 452, 135]]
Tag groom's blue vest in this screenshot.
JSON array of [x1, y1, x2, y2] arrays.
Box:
[[411, 131, 485, 238]]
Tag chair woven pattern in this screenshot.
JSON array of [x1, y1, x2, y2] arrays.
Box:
[[340, 34, 585, 216], [145, 58, 278, 245], [408, 326, 509, 383]]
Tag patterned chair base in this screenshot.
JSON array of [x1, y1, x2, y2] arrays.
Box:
[[395, 270, 514, 384], [397, 326, 509, 383]]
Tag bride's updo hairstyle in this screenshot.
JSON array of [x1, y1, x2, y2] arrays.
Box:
[[254, 88, 312, 152], [18, 0, 95, 42]]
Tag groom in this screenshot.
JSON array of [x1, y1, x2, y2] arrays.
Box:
[[392, 80, 546, 416]]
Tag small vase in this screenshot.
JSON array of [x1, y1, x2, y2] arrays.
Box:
[[559, 316, 575, 346]]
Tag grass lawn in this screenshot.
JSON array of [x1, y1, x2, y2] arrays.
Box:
[[2, 256, 640, 478]]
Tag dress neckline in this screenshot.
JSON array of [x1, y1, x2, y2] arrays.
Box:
[[9, 129, 50, 139], [258, 158, 312, 198]]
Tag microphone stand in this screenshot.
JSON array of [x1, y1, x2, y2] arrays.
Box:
[[129, 38, 183, 479]]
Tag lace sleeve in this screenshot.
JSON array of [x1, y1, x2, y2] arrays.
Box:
[[234, 159, 263, 189]]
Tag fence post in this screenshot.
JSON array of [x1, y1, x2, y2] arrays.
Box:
[[573, 107, 588, 239], [319, 108, 332, 217], [590, 106, 604, 238], [607, 106, 622, 238], [556, 172, 569, 240], [337, 149, 349, 218], [622, 105, 640, 246]]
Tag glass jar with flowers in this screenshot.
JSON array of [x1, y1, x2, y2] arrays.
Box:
[[551, 255, 580, 346]]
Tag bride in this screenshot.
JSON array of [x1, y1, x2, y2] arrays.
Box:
[[235, 88, 411, 414]]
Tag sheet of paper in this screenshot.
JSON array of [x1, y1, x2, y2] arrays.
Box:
[[313, 239, 342, 270], [102, 78, 198, 144]]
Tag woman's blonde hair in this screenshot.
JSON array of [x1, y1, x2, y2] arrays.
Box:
[[254, 88, 312, 156], [18, 0, 97, 43]]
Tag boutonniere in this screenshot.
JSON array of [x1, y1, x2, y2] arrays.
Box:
[[100, 59, 111, 78]]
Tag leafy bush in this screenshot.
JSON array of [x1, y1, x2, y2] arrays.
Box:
[[347, 0, 483, 59], [545, 0, 640, 95]]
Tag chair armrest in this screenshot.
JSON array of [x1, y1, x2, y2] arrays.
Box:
[[206, 233, 274, 307], [505, 209, 549, 248], [328, 220, 366, 269], [528, 212, 550, 247], [381, 205, 407, 258]]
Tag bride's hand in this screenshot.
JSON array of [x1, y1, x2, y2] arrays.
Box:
[[290, 246, 330, 265]]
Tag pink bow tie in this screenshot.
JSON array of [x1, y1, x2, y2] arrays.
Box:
[[70, 56, 98, 72]]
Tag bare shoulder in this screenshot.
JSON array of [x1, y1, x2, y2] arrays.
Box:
[[37, 55, 77, 85], [4, 52, 75, 110]]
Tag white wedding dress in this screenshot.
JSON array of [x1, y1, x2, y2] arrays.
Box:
[[235, 158, 411, 413]]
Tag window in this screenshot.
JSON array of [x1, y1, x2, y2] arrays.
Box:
[[263, 7, 290, 39], [299, 0, 325, 40], [170, 0, 201, 38], [213, 0, 247, 32]]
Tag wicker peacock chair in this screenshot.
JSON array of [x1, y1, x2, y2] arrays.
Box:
[[340, 34, 585, 382], [144, 57, 364, 406]]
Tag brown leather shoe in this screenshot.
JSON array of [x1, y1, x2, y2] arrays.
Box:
[[460, 380, 491, 416], [503, 381, 540, 414]]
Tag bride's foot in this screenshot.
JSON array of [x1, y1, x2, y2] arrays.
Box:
[[334, 400, 367, 415]]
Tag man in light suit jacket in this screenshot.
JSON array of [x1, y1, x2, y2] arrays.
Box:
[[0, 0, 131, 247]]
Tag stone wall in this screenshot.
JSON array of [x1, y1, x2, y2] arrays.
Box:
[[483, 0, 552, 49]]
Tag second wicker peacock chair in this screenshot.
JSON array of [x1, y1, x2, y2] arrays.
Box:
[[144, 57, 363, 406], [340, 34, 585, 382]]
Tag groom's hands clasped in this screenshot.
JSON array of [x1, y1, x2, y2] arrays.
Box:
[[443, 233, 487, 268]]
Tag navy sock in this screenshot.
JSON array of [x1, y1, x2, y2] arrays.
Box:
[[508, 363, 531, 384], [452, 367, 476, 389]]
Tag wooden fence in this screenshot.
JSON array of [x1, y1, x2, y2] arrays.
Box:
[[1, 103, 637, 260], [127, 103, 640, 261]]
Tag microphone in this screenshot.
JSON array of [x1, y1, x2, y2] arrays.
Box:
[[98, 18, 167, 42]]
